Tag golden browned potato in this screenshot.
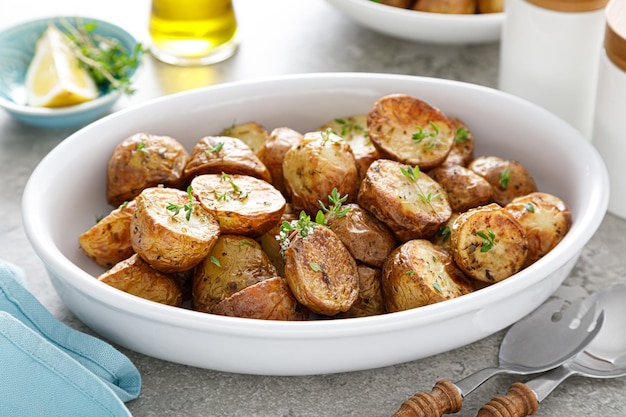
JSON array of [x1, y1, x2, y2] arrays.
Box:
[[283, 222, 359, 316], [256, 127, 304, 197], [382, 239, 474, 313], [130, 186, 220, 273], [428, 164, 494, 212], [319, 115, 379, 182], [478, 0, 503, 13], [337, 264, 385, 318], [191, 173, 286, 237], [192, 235, 278, 313], [98, 254, 182, 306], [219, 121, 269, 154], [106, 133, 189, 206], [326, 203, 397, 268], [367, 94, 455, 170], [79, 200, 136, 268], [468, 156, 538, 206], [357, 159, 452, 242], [414, 0, 476, 13], [450, 203, 528, 283], [282, 130, 359, 215], [212, 276, 308, 320], [381, 0, 415, 8], [183, 136, 272, 184], [505, 192, 572, 266], [443, 118, 475, 167]]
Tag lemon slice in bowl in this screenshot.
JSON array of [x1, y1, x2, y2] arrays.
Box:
[[25, 25, 99, 108]]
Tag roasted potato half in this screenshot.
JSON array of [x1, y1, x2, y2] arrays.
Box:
[[212, 276, 308, 321], [443, 118, 475, 167], [413, 0, 476, 13], [183, 136, 272, 184], [469, 156, 538, 206], [382, 239, 474, 313], [357, 159, 452, 242], [428, 164, 494, 212], [478, 0, 503, 13], [283, 224, 359, 316], [282, 130, 359, 215], [191, 173, 286, 237], [219, 121, 269, 154], [106, 133, 189, 206], [450, 203, 528, 283], [130, 186, 220, 273], [326, 203, 397, 268], [367, 94, 455, 169], [79, 200, 136, 268], [319, 115, 379, 182], [336, 264, 385, 318], [505, 192, 572, 266], [98, 254, 183, 306], [256, 127, 304, 197], [192, 235, 278, 313]]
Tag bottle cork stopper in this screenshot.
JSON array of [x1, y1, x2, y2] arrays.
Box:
[[606, 0, 626, 72], [526, 0, 608, 12]]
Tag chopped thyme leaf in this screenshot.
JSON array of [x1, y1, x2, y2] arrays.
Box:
[[477, 230, 496, 252], [433, 282, 443, 293], [455, 127, 471, 144], [309, 262, 322, 272], [210, 256, 222, 267], [437, 225, 451, 242], [499, 167, 511, 189], [525, 202, 535, 213]]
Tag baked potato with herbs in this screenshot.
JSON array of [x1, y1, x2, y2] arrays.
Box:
[[382, 239, 474, 313], [256, 127, 304, 197], [192, 235, 278, 313], [219, 121, 269, 154], [106, 133, 189, 207], [469, 155, 538, 206], [130, 186, 220, 273], [428, 164, 494, 213]]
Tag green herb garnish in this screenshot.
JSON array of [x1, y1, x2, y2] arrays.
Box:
[[455, 127, 471, 144], [166, 185, 195, 221], [277, 211, 325, 258], [499, 167, 511, 189], [319, 188, 351, 220], [525, 202, 535, 213], [477, 230, 496, 252]]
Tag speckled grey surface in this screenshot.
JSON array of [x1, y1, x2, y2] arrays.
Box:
[[1, 0, 625, 416]]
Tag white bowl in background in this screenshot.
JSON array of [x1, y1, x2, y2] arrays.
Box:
[[23, 73, 608, 375], [325, 0, 503, 44]]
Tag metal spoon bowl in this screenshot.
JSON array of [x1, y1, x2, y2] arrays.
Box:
[[478, 283, 626, 417]]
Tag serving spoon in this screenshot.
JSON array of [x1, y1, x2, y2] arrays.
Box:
[[391, 296, 604, 417], [477, 283, 626, 417]]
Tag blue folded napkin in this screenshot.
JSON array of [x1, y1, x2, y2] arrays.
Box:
[[0, 259, 141, 416]]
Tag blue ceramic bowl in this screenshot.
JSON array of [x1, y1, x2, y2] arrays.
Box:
[[0, 16, 140, 129]]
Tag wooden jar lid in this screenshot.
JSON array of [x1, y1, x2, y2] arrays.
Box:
[[526, 0, 608, 12], [606, 0, 626, 72]]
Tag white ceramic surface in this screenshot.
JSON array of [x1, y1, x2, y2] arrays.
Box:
[[325, 0, 503, 44], [22, 73, 608, 376]]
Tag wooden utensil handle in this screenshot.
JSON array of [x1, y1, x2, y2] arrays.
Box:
[[476, 382, 539, 417], [391, 379, 463, 417]]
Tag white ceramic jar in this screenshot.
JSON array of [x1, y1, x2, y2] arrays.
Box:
[[592, 0, 626, 218], [499, 0, 609, 140]]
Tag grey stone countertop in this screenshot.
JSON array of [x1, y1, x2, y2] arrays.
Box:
[[1, 0, 624, 415]]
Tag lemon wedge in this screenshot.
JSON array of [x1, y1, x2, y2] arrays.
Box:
[[25, 25, 99, 108]]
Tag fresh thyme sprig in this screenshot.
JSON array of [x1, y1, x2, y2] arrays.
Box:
[[400, 165, 439, 204], [319, 188, 351, 220], [499, 167, 511, 189], [277, 211, 325, 258], [166, 186, 195, 221], [333, 117, 368, 139], [59, 19, 144, 95], [477, 230, 496, 252]]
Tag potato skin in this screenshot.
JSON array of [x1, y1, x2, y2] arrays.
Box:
[[219, 121, 269, 154], [106, 133, 189, 206], [192, 235, 278, 313], [131, 187, 220, 273], [357, 159, 452, 242], [382, 239, 474, 313], [414, 0, 476, 13], [443, 118, 475, 167], [367, 93, 455, 169], [505, 192, 572, 266], [319, 115, 379, 183], [256, 127, 304, 197], [326, 203, 397, 268], [284, 225, 359, 316], [336, 264, 386, 318], [469, 156, 538, 206], [282, 131, 359, 215], [478, 0, 503, 13], [183, 136, 272, 184], [79, 200, 136, 268], [212, 276, 308, 320], [451, 203, 528, 283], [98, 254, 183, 306], [428, 164, 494, 212], [191, 173, 286, 237]]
